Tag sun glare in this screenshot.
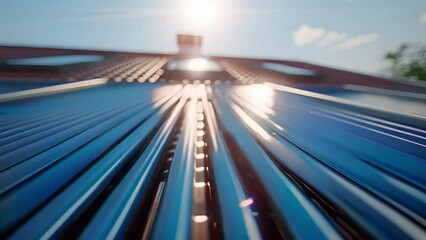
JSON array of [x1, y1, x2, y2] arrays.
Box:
[[186, 0, 218, 25], [186, 58, 211, 71], [168, 58, 222, 72]]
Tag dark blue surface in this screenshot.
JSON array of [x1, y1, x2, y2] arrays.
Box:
[[0, 81, 61, 94], [212, 84, 426, 238], [0, 83, 425, 239]]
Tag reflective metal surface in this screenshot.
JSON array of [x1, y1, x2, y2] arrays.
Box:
[[0, 47, 425, 239]]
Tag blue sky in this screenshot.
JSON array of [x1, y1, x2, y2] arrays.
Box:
[[1, 0, 425, 75]]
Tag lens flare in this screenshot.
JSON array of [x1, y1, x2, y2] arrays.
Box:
[[187, 0, 218, 24]]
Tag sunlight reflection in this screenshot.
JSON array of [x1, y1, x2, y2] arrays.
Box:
[[233, 84, 276, 116], [152, 85, 182, 108], [195, 141, 205, 148], [239, 198, 254, 208], [231, 103, 272, 141], [244, 84, 275, 108], [192, 215, 208, 223], [187, 58, 213, 71], [195, 166, 205, 172], [168, 58, 222, 72], [194, 181, 206, 188]]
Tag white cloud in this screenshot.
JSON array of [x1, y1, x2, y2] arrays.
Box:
[[317, 31, 348, 47], [292, 25, 326, 46], [292, 24, 380, 51], [331, 33, 380, 51], [421, 12, 426, 23]]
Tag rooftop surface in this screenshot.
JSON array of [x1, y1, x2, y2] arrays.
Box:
[[0, 45, 425, 239]]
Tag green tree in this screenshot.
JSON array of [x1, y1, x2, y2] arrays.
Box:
[[384, 44, 426, 81]]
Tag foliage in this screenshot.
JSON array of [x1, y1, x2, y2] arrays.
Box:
[[384, 44, 426, 81]]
